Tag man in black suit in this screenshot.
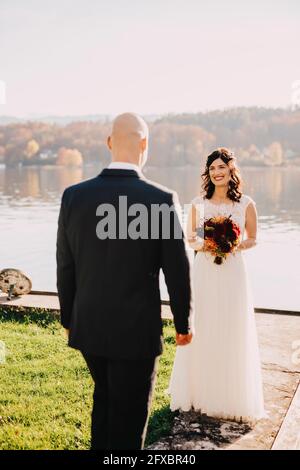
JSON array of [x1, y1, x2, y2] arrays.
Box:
[[56, 112, 193, 450]]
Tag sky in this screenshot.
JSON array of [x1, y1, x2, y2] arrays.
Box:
[[0, 0, 300, 117]]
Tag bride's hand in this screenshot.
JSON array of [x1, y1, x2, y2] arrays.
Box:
[[189, 239, 205, 251], [197, 241, 207, 252], [194, 240, 208, 252], [236, 239, 256, 251], [187, 231, 197, 244], [188, 233, 206, 252]]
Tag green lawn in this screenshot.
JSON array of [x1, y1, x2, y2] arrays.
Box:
[[0, 306, 176, 450]]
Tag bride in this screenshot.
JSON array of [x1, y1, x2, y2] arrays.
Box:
[[168, 148, 265, 422]]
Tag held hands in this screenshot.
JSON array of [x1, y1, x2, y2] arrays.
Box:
[[65, 329, 69, 338], [176, 332, 193, 346]]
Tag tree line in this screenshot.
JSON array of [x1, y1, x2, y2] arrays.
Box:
[[0, 107, 299, 167]]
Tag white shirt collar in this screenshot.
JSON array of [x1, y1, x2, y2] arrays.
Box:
[[107, 161, 142, 175]]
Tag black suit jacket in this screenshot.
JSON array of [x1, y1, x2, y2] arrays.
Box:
[[56, 169, 192, 359]]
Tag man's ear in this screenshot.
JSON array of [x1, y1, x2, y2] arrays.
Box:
[[141, 137, 147, 152], [107, 136, 112, 150]]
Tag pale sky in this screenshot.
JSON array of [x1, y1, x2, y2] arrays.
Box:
[[1, 0, 299, 117]]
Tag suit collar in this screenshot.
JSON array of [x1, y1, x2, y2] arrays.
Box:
[[107, 162, 141, 172], [98, 168, 143, 178]]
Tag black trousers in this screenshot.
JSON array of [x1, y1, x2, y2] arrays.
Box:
[[82, 352, 158, 450]]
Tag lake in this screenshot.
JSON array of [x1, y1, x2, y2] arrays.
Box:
[[0, 164, 299, 311]]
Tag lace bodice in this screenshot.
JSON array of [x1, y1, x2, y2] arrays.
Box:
[[187, 194, 255, 240]]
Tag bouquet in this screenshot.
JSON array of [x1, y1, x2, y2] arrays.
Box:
[[196, 215, 241, 265]]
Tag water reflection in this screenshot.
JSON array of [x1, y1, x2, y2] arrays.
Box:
[[0, 165, 299, 219], [1, 164, 300, 233], [0, 166, 93, 203]]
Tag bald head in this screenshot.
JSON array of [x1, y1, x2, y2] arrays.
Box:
[[107, 112, 149, 166], [112, 113, 148, 140]]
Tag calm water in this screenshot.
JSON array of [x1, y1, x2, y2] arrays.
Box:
[[0, 164, 299, 311]]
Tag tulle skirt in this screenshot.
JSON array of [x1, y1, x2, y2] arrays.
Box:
[[168, 250, 265, 422]]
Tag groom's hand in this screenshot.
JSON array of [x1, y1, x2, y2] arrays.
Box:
[[65, 328, 69, 338], [176, 332, 193, 346]]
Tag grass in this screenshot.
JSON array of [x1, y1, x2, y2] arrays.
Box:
[[0, 306, 176, 449]]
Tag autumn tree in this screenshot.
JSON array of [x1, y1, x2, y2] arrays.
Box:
[[265, 142, 283, 166], [24, 139, 40, 160], [56, 147, 83, 166]]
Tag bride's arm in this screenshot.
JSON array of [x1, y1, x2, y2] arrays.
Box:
[[186, 203, 205, 251], [238, 202, 257, 250]]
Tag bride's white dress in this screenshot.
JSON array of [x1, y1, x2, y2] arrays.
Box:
[[168, 194, 265, 422]]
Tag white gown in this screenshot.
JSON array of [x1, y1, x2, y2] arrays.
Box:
[[168, 194, 265, 422]]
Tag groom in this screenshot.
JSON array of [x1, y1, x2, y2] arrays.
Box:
[[56, 112, 193, 450]]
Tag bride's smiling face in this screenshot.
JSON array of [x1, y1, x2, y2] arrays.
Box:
[[209, 158, 231, 187]]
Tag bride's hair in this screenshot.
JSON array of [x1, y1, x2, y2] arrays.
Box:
[[201, 148, 243, 202]]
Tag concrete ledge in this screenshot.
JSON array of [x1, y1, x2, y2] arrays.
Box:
[[1, 291, 299, 318], [0, 292, 60, 311]]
